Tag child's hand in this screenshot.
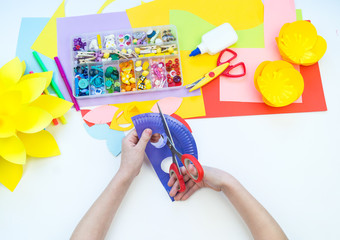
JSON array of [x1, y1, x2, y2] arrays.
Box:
[[119, 129, 152, 179], [168, 165, 229, 201]]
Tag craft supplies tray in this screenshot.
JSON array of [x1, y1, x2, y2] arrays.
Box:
[[71, 25, 183, 98]]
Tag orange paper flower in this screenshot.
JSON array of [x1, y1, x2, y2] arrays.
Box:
[[0, 57, 73, 191]]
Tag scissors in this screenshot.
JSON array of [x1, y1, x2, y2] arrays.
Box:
[[157, 103, 204, 192], [186, 48, 246, 92]]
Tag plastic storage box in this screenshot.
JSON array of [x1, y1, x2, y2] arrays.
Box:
[[71, 25, 183, 98]]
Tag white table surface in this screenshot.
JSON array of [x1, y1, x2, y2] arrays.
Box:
[[1, 0, 340, 239]]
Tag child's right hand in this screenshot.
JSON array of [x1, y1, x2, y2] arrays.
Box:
[[168, 165, 230, 201]]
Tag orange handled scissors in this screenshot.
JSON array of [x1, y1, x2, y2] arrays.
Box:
[[157, 103, 204, 192]]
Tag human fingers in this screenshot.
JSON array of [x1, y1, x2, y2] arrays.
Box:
[[186, 164, 198, 180], [169, 180, 180, 197], [174, 180, 196, 201], [183, 174, 190, 183], [167, 174, 177, 187], [150, 133, 161, 143], [136, 129, 152, 150], [168, 166, 187, 186], [124, 129, 139, 146], [181, 184, 200, 201]]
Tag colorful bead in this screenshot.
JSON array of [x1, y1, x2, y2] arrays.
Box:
[[136, 60, 142, 67], [135, 66, 143, 72], [162, 29, 176, 42], [142, 62, 149, 70], [104, 34, 116, 49], [73, 37, 86, 51], [173, 76, 181, 83], [119, 60, 135, 92]]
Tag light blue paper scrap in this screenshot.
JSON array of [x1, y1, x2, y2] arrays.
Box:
[[83, 123, 124, 157], [16, 18, 59, 94]]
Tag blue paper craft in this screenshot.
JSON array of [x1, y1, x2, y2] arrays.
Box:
[[16, 18, 59, 93], [83, 124, 125, 157], [132, 113, 198, 201]]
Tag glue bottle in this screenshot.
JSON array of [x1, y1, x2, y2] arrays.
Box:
[[189, 23, 238, 57]]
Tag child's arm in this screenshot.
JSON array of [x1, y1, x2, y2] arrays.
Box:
[[71, 129, 152, 240], [169, 166, 288, 240]]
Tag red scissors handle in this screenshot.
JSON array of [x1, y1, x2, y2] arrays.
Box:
[[169, 163, 186, 192], [181, 154, 204, 183], [217, 48, 246, 78], [222, 62, 246, 78], [217, 48, 237, 65]]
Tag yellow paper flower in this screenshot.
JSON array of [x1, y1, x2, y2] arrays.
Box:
[[276, 20, 327, 66], [254, 60, 304, 107], [0, 57, 73, 191]]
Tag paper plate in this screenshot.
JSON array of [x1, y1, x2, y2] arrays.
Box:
[[132, 113, 198, 201]]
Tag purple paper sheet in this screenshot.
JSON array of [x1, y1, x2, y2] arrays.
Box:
[[56, 12, 201, 108]]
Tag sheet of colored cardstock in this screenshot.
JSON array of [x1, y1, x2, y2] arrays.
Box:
[[219, 48, 302, 103], [169, 10, 265, 51], [194, 61, 326, 119], [83, 105, 119, 125], [168, 7, 266, 103], [31, 0, 65, 59], [169, 10, 215, 51], [56, 12, 200, 108], [232, 24, 265, 49], [127, 0, 264, 30], [16, 18, 59, 94], [190, 1, 326, 118], [150, 97, 183, 115], [83, 124, 124, 157], [296, 9, 303, 21], [219, 0, 298, 102], [110, 90, 206, 125], [97, 0, 118, 13]]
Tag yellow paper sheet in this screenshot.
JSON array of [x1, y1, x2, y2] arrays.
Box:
[[17, 130, 60, 158], [126, 0, 263, 30], [0, 157, 23, 192], [97, 0, 117, 13], [31, 0, 65, 59]]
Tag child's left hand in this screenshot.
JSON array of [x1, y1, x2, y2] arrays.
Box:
[[119, 129, 152, 179]]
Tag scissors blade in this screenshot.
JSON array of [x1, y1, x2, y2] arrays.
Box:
[[157, 103, 175, 145], [185, 77, 205, 89]]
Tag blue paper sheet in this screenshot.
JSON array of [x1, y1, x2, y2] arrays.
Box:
[[16, 18, 59, 94], [83, 124, 124, 157]]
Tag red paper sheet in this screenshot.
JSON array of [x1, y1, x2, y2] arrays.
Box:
[[193, 0, 327, 119], [194, 62, 326, 119]]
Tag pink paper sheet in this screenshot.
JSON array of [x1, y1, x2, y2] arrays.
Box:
[[83, 105, 118, 125], [56, 12, 200, 108], [219, 0, 301, 103], [150, 97, 183, 115]]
